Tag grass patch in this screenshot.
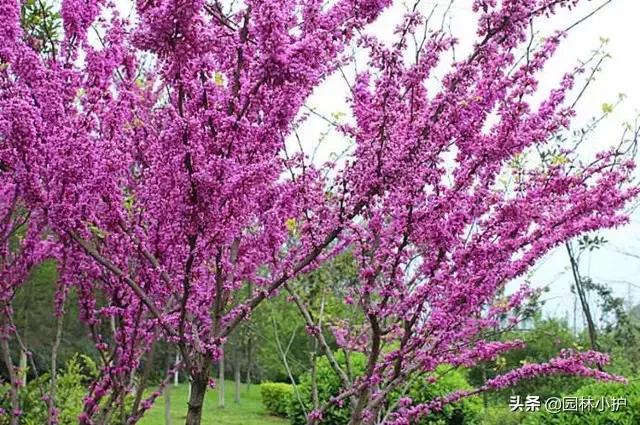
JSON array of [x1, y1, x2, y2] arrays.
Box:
[[139, 381, 288, 425]]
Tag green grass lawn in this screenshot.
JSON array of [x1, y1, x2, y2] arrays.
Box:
[[138, 381, 288, 425]]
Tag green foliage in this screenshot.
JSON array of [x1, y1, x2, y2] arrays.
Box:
[[481, 405, 525, 425], [470, 318, 587, 402], [5, 373, 50, 424], [56, 354, 98, 423], [287, 351, 366, 425], [253, 252, 362, 382], [252, 294, 312, 382], [287, 352, 480, 425], [12, 260, 96, 373], [397, 366, 482, 425], [0, 354, 97, 425], [261, 383, 294, 417], [20, 0, 61, 55], [523, 379, 640, 425]]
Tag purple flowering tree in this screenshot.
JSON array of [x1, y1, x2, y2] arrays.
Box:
[[0, 0, 637, 424]]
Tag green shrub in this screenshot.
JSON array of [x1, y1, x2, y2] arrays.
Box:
[[523, 379, 640, 425], [287, 351, 481, 425], [261, 382, 294, 417], [469, 318, 587, 403], [56, 354, 97, 423], [288, 351, 366, 425], [399, 366, 482, 425], [0, 355, 89, 425], [482, 405, 525, 425], [0, 353, 129, 425]]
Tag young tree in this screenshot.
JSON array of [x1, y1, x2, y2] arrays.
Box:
[[0, 0, 637, 424]]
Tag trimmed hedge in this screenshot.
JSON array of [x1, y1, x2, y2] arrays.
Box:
[[260, 382, 294, 417]]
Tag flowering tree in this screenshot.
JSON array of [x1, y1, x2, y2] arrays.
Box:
[[0, 0, 637, 424]]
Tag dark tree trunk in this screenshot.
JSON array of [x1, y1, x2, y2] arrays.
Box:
[[0, 337, 19, 425], [566, 244, 599, 352], [185, 371, 208, 425]]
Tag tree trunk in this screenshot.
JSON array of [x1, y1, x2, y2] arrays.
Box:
[[234, 347, 241, 403], [347, 388, 370, 425], [163, 351, 172, 425], [218, 346, 225, 408], [18, 349, 27, 387], [566, 244, 599, 351], [245, 282, 252, 394], [174, 351, 180, 386], [185, 371, 208, 425], [49, 312, 64, 423], [0, 337, 20, 425], [245, 336, 252, 393], [164, 383, 172, 425]]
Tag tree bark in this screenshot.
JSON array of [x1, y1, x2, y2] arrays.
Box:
[[174, 350, 180, 387], [18, 349, 27, 387], [164, 382, 172, 425], [218, 346, 225, 408], [48, 312, 64, 423], [245, 281, 252, 394], [185, 369, 209, 425], [245, 337, 251, 393], [234, 346, 240, 403], [566, 244, 599, 352], [0, 336, 20, 425]]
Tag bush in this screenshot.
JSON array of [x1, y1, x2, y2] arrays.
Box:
[[261, 382, 294, 417], [399, 366, 482, 425], [523, 379, 640, 425], [288, 351, 481, 425], [288, 351, 367, 425], [469, 318, 587, 404], [0, 353, 127, 425], [482, 405, 525, 425]]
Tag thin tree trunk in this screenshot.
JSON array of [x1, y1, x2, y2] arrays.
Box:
[[164, 384, 172, 425], [310, 347, 318, 412], [234, 346, 240, 403], [244, 337, 251, 393], [20, 282, 29, 388], [271, 316, 305, 411], [48, 312, 64, 423], [218, 345, 225, 408], [174, 350, 180, 386], [131, 341, 157, 416], [164, 352, 172, 425], [566, 243, 599, 351], [245, 281, 252, 394], [348, 313, 381, 425], [1, 336, 20, 425], [18, 349, 27, 387], [481, 364, 488, 411]]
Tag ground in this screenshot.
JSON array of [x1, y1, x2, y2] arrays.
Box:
[[138, 381, 288, 425]]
